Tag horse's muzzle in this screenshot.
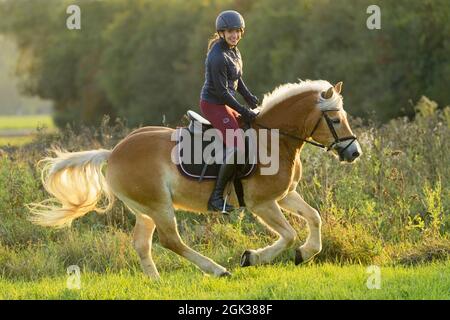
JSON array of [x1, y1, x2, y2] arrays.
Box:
[[336, 139, 362, 163]]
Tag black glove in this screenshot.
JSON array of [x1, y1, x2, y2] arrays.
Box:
[[240, 108, 258, 122], [246, 95, 259, 109]]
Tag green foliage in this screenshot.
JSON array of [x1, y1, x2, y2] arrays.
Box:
[[295, 98, 450, 264], [0, 0, 449, 127]]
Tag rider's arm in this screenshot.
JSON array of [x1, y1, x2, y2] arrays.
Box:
[[237, 78, 259, 109], [210, 55, 250, 116]]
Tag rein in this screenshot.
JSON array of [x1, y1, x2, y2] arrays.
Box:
[[253, 109, 357, 152], [254, 122, 327, 149]]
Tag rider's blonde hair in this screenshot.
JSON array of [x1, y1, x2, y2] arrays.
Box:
[[207, 32, 221, 52]]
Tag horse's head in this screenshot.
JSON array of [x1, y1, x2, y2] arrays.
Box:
[[307, 81, 362, 163]]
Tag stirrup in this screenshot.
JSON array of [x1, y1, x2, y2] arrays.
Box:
[[221, 193, 234, 214], [207, 200, 234, 214], [207, 192, 235, 213]]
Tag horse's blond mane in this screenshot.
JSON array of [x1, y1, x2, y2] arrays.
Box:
[[258, 79, 343, 113]]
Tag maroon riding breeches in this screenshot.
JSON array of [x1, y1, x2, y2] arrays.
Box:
[[200, 99, 245, 151]]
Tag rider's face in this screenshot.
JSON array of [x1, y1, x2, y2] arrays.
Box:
[[220, 29, 242, 47]]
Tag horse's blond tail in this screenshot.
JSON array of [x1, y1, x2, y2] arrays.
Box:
[[27, 148, 114, 228]]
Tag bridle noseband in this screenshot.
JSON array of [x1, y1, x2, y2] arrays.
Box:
[[254, 109, 358, 153], [309, 110, 358, 152]]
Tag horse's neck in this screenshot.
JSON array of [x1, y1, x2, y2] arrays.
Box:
[[256, 91, 315, 137], [252, 122, 304, 172], [278, 134, 304, 164], [254, 92, 316, 170]]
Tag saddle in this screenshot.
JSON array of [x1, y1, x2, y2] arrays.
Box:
[[175, 110, 258, 207]]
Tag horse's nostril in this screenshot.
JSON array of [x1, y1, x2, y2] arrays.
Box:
[[352, 151, 360, 158]]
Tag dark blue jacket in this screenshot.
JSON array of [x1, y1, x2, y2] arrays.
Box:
[[200, 38, 258, 114]]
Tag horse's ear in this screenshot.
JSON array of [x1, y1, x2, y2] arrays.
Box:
[[334, 81, 343, 94], [321, 87, 334, 99]]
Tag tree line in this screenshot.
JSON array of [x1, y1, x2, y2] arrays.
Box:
[[0, 0, 448, 128]]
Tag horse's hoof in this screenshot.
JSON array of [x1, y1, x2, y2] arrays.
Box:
[[295, 249, 304, 265], [219, 271, 232, 278], [240, 250, 252, 267]]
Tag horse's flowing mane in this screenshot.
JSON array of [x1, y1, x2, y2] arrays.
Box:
[[258, 79, 343, 113]]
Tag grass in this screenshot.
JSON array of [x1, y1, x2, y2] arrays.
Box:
[[0, 115, 54, 130], [0, 115, 54, 146], [0, 262, 448, 299], [0, 135, 34, 146]]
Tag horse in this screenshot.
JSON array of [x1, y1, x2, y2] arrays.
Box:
[[28, 79, 361, 279]]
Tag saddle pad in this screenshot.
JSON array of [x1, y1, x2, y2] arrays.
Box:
[[174, 128, 257, 180]]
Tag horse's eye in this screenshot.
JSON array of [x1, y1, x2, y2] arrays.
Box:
[[332, 119, 341, 124]]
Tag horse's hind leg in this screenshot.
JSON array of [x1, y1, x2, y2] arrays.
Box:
[[151, 205, 231, 277], [120, 196, 160, 278], [132, 213, 160, 279], [241, 201, 297, 267]]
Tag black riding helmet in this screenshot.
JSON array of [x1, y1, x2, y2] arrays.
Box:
[[215, 10, 245, 32]]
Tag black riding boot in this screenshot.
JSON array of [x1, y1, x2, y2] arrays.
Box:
[[208, 148, 238, 213]]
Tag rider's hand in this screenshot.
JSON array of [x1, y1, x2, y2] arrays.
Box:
[[241, 108, 259, 122], [247, 95, 259, 109]]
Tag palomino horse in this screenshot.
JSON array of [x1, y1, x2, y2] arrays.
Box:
[[29, 80, 361, 278]]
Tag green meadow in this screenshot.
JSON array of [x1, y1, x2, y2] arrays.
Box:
[[1, 263, 448, 300], [0, 115, 54, 146], [0, 115, 53, 130]]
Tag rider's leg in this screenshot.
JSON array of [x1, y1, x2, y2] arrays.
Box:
[[207, 146, 238, 212], [200, 101, 245, 213]]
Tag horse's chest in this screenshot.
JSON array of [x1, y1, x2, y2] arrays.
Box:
[[274, 156, 302, 195], [249, 163, 297, 200]]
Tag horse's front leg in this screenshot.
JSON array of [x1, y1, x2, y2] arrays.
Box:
[[240, 200, 297, 267], [278, 191, 322, 264]]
